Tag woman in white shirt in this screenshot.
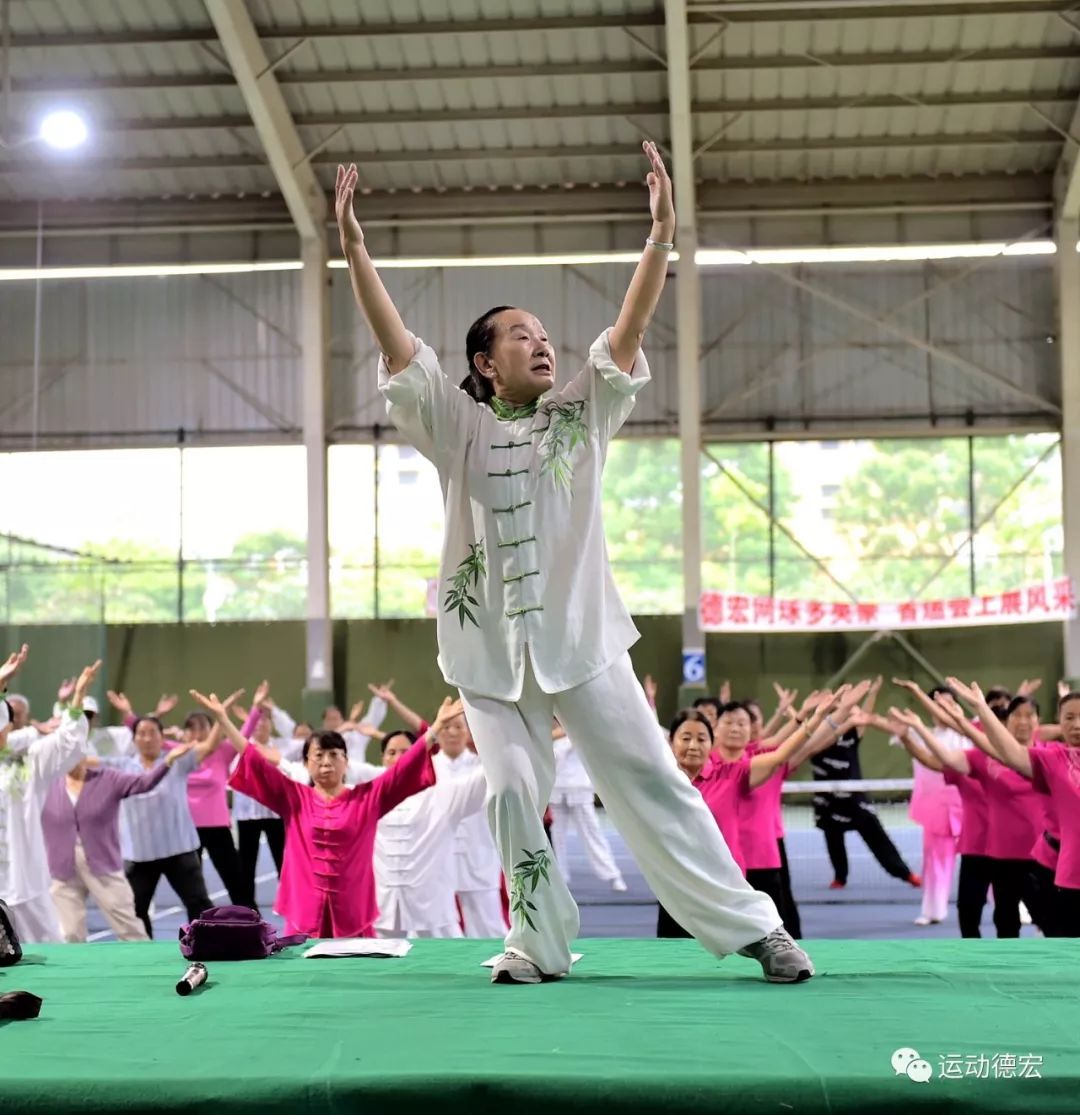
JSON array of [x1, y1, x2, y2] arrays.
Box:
[[0, 647, 96, 943], [430, 709, 506, 937], [334, 145, 809, 985], [375, 725, 488, 939], [550, 722, 626, 892]]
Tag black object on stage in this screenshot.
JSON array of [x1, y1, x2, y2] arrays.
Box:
[[0, 991, 42, 1021], [0, 898, 23, 966]]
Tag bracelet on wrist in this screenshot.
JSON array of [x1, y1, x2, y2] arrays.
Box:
[[645, 237, 674, 251]]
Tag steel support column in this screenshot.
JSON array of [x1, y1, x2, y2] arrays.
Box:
[[665, 0, 706, 700], [1057, 219, 1080, 679], [207, 0, 333, 713]]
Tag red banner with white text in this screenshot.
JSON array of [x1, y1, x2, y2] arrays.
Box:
[[699, 578, 1076, 633]]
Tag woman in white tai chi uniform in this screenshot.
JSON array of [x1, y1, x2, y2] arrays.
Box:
[[0, 647, 97, 943], [550, 722, 626, 892], [335, 144, 812, 984]]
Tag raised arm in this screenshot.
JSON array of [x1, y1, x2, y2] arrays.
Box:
[[608, 142, 675, 373], [28, 658, 98, 784], [761, 689, 824, 752], [368, 681, 424, 735], [761, 682, 798, 740], [930, 690, 1003, 761], [862, 675, 884, 718], [892, 678, 954, 729], [335, 164, 413, 373], [0, 643, 29, 696], [890, 706, 970, 774], [189, 689, 249, 758], [747, 686, 853, 788], [0, 645, 29, 733], [945, 678, 1033, 778], [884, 708, 946, 773]]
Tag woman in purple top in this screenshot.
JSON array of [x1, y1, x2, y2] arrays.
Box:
[[41, 743, 194, 942]]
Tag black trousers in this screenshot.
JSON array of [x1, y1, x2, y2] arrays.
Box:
[[989, 859, 1057, 938], [197, 825, 253, 909], [125, 851, 213, 940], [237, 818, 286, 907], [656, 903, 691, 938], [745, 868, 785, 931], [822, 809, 912, 885], [658, 867, 791, 940], [1056, 886, 1080, 938], [776, 838, 803, 939], [956, 853, 993, 938]]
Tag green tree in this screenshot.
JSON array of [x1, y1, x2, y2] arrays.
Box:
[[600, 439, 798, 612], [185, 530, 307, 621], [830, 435, 1060, 600], [3, 537, 181, 624]]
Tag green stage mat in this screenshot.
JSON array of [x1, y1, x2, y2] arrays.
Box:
[[2, 938, 1078, 1114]]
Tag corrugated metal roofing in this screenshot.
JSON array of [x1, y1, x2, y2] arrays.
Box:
[[2, 1, 1076, 225]]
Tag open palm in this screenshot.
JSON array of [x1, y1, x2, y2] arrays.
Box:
[[335, 164, 363, 248]]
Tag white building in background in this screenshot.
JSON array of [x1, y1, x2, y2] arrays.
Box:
[[774, 440, 874, 582]]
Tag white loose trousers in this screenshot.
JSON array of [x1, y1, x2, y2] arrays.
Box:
[[549, 800, 622, 885], [460, 651, 780, 975]]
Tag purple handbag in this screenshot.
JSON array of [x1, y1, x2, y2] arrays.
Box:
[[178, 905, 306, 961]]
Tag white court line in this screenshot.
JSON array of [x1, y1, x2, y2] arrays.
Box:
[[86, 870, 279, 942]]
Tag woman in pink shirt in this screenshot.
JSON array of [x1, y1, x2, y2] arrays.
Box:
[[181, 709, 251, 910], [718, 687, 867, 928], [745, 697, 800, 939], [926, 684, 1056, 937], [191, 688, 454, 939], [945, 684, 1080, 938], [661, 692, 847, 936]]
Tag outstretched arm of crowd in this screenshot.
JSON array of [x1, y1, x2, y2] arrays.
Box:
[[609, 141, 675, 373], [747, 684, 867, 788], [945, 678, 1033, 778], [335, 163, 413, 373], [28, 657, 99, 784], [890, 703, 971, 774], [189, 689, 249, 756], [892, 678, 955, 729], [880, 708, 946, 772], [784, 681, 874, 774], [368, 680, 424, 734], [761, 682, 798, 740]]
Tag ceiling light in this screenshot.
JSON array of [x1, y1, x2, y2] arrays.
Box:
[[0, 260, 302, 282], [39, 109, 88, 150], [0, 240, 1064, 284]]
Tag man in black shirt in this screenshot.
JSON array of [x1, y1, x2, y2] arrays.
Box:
[[812, 726, 921, 890]]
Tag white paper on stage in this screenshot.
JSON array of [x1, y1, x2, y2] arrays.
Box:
[[303, 938, 413, 959], [482, 952, 582, 968]]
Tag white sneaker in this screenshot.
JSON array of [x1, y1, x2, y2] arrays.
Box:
[[611, 878, 628, 893], [490, 950, 543, 985], [913, 916, 940, 926], [737, 928, 814, 983]]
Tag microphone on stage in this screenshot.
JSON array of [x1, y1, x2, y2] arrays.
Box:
[[176, 962, 208, 996]]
